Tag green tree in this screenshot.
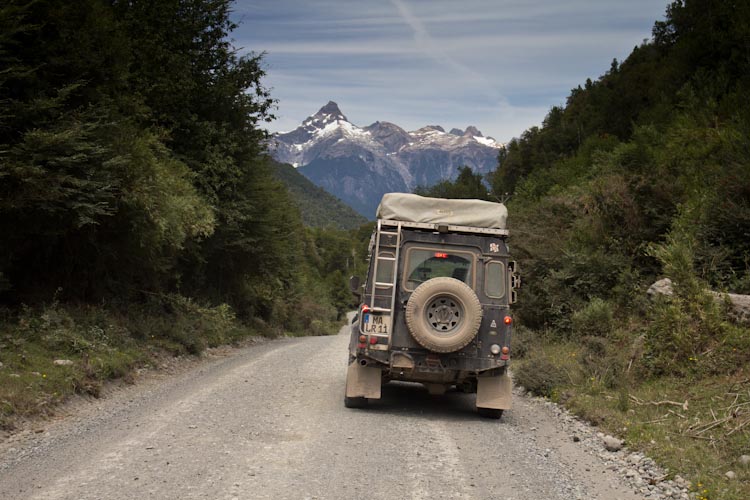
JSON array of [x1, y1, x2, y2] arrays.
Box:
[[414, 166, 490, 200], [0, 1, 214, 301]]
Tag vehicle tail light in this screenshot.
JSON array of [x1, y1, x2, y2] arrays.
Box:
[[359, 335, 366, 343], [501, 346, 509, 355], [357, 343, 366, 349], [369, 337, 378, 345], [504, 316, 512, 325], [362, 304, 370, 313]]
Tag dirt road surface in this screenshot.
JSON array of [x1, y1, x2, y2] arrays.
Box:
[[0, 320, 647, 500]]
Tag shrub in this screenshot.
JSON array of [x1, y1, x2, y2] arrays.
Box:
[[572, 298, 615, 337], [514, 354, 569, 397], [643, 205, 735, 376]]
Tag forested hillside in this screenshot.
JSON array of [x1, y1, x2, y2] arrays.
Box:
[[0, 0, 363, 428], [418, 1, 749, 497], [488, 0, 750, 351], [268, 158, 367, 230]]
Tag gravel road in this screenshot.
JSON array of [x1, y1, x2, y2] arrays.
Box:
[[0, 321, 663, 500]]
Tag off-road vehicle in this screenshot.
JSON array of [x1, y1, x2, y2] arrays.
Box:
[[346, 193, 520, 418]]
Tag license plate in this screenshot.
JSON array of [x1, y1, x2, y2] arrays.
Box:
[[363, 314, 390, 335]]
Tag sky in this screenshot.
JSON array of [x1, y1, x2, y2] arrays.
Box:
[[231, 0, 669, 143]]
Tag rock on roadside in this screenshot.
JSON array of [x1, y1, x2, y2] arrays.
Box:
[[602, 435, 624, 452], [647, 277, 750, 323]]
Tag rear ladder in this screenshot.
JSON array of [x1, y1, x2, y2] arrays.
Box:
[[361, 220, 402, 347]]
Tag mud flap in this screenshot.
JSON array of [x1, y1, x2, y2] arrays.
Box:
[[345, 361, 382, 399], [476, 371, 512, 410]]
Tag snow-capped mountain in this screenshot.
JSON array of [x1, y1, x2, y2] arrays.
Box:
[[269, 101, 503, 218]]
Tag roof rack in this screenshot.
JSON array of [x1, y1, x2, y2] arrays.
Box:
[[379, 218, 509, 236]]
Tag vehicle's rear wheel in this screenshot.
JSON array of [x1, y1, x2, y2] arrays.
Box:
[[344, 396, 368, 408], [478, 408, 503, 419], [405, 277, 482, 353]]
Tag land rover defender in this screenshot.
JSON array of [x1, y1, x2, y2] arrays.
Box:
[[345, 193, 520, 418]]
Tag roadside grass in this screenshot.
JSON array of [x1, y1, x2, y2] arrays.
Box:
[[0, 296, 341, 431], [514, 335, 750, 500]]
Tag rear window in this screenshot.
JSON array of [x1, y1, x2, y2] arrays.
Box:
[[403, 247, 473, 291]]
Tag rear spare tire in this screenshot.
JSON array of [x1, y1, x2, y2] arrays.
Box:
[[405, 277, 482, 353]]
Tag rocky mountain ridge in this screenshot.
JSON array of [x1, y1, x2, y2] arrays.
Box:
[[269, 102, 502, 217]]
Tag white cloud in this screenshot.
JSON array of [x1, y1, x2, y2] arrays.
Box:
[[235, 0, 668, 141]]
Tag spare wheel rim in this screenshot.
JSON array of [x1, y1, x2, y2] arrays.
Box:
[[425, 295, 463, 334]]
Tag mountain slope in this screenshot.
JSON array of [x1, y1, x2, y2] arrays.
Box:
[[269, 102, 502, 218], [266, 157, 367, 230]]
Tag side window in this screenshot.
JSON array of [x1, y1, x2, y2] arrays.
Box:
[[403, 248, 473, 291], [375, 252, 395, 284], [485, 261, 506, 299]]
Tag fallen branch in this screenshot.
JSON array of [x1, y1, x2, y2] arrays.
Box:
[[727, 417, 750, 436], [640, 416, 670, 424], [667, 408, 686, 419], [691, 417, 731, 435], [680, 433, 715, 441], [629, 395, 689, 410], [718, 401, 750, 411]]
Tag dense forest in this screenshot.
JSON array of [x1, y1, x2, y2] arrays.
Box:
[[0, 0, 362, 320], [269, 159, 367, 230]]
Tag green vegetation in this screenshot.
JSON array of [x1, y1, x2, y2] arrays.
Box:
[[0, 295, 245, 429], [414, 166, 491, 200], [0, 0, 366, 429], [420, 1, 750, 497], [268, 158, 368, 229]]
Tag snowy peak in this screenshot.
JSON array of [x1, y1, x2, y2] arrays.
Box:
[[365, 121, 410, 153], [269, 102, 504, 217], [450, 126, 485, 138], [463, 126, 482, 137], [413, 125, 446, 134], [301, 101, 349, 131], [312, 101, 347, 124]]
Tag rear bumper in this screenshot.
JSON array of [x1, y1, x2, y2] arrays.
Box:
[[353, 348, 507, 371]]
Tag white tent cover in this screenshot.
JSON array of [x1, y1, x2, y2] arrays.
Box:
[[376, 193, 507, 230]]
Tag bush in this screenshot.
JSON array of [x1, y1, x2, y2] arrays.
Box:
[[572, 298, 615, 337], [643, 205, 737, 376], [514, 354, 569, 397]]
